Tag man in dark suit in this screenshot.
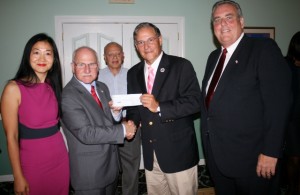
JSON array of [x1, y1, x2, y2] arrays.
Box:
[[201, 1, 292, 194], [126, 22, 201, 195], [61, 46, 136, 195]]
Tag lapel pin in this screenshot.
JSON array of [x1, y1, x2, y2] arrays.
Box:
[[160, 68, 165, 72], [235, 60, 238, 64]]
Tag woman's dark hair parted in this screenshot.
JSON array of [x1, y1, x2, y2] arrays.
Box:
[[13, 33, 63, 108]]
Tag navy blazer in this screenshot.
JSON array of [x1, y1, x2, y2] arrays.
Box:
[[127, 53, 201, 173], [201, 35, 292, 177]]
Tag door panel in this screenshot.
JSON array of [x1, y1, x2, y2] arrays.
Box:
[[62, 23, 122, 85]]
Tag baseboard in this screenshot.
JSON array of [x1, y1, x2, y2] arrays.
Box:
[[198, 187, 215, 195], [0, 175, 13, 182], [199, 159, 205, 165]]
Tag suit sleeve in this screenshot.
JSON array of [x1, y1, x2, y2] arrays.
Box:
[[159, 59, 202, 121], [258, 39, 292, 157], [126, 67, 142, 127]]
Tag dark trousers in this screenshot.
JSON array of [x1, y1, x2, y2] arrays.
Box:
[[118, 129, 141, 195], [205, 136, 281, 195], [75, 179, 118, 195]]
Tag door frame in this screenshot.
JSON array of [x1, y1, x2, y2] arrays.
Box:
[[55, 16, 185, 66]]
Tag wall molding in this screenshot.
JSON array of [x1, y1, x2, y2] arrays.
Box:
[[0, 175, 13, 182], [0, 160, 206, 182]]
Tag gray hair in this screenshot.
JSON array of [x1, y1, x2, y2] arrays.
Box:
[[133, 22, 161, 41], [104, 42, 123, 54], [211, 0, 243, 22], [72, 46, 99, 63]]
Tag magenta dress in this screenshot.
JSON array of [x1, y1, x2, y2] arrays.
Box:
[[18, 82, 70, 195]]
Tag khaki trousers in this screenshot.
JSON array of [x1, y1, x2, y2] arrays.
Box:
[[145, 152, 198, 195]]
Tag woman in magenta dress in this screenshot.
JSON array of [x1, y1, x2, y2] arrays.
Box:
[[1, 33, 69, 195]]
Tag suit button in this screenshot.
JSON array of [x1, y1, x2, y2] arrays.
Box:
[[149, 140, 152, 143], [149, 121, 153, 125]]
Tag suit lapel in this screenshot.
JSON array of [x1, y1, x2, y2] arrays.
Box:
[[202, 50, 221, 97], [70, 77, 92, 99], [70, 76, 107, 114], [136, 62, 147, 93], [210, 35, 247, 106], [152, 53, 169, 97], [95, 82, 111, 116]]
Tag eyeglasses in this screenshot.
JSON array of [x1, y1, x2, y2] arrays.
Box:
[[213, 15, 237, 25], [135, 36, 159, 47], [74, 62, 98, 69], [106, 52, 123, 58]]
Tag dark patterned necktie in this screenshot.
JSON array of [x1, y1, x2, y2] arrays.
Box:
[[205, 48, 227, 108]]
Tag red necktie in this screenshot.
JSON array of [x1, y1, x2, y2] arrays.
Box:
[[91, 85, 103, 109], [147, 66, 155, 94], [205, 48, 227, 108]]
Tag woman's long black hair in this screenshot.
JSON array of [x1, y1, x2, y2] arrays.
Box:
[[13, 33, 63, 116]]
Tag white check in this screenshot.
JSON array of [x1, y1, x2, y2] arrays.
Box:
[[111, 94, 142, 107]]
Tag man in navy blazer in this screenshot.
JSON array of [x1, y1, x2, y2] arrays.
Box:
[[201, 1, 292, 194], [126, 22, 201, 195], [61, 46, 136, 195]]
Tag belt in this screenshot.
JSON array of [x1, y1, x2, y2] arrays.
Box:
[[19, 123, 60, 139]]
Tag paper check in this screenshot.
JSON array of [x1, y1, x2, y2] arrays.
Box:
[[111, 94, 142, 107]]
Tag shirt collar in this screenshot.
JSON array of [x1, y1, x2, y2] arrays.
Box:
[[74, 75, 96, 92], [144, 51, 163, 73], [223, 33, 244, 55]]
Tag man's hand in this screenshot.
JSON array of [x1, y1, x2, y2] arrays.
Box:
[[256, 154, 278, 179], [140, 94, 159, 113], [108, 100, 122, 114], [122, 120, 137, 140]]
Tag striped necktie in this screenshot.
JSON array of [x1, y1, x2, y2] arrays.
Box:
[[147, 66, 155, 94]]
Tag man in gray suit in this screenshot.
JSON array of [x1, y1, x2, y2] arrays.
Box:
[[61, 46, 136, 195]]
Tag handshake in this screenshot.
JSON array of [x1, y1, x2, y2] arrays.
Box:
[[122, 120, 137, 140]]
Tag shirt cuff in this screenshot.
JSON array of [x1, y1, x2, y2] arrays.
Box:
[[111, 109, 122, 122], [122, 124, 126, 138]]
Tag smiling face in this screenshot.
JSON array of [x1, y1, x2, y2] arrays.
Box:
[[29, 41, 54, 81], [212, 3, 244, 48], [72, 47, 99, 84], [104, 43, 124, 71], [134, 27, 162, 65]]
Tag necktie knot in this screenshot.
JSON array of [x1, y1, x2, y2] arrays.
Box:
[[91, 85, 103, 109]]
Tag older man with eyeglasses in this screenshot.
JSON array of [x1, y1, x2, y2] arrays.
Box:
[[126, 22, 201, 195], [61, 46, 137, 195]]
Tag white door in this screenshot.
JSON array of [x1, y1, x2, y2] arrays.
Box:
[[62, 23, 123, 85], [60, 21, 181, 86]]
